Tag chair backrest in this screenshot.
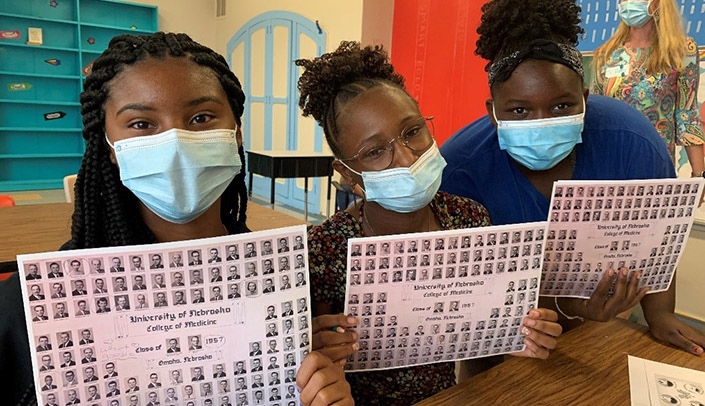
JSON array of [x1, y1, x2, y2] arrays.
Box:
[[63, 174, 77, 203], [332, 180, 356, 212], [0, 195, 15, 207]]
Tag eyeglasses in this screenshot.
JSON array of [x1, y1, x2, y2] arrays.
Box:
[[339, 116, 435, 171]]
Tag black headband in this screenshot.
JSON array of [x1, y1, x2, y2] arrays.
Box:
[[488, 39, 584, 87]]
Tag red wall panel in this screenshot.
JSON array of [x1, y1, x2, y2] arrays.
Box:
[[391, 0, 489, 145]]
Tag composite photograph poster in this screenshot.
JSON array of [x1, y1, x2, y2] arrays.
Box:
[[343, 222, 547, 372], [19, 225, 311, 406]]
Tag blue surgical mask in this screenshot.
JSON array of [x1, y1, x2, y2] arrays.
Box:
[[618, 1, 652, 28], [342, 143, 446, 213], [107, 128, 242, 224], [493, 99, 585, 171]]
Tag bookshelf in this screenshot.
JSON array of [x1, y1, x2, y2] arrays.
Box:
[[0, 0, 157, 191]]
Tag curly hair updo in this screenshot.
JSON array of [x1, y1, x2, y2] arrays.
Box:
[[295, 41, 409, 157]]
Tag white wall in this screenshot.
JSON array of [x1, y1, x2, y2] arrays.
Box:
[[362, 0, 395, 51], [132, 0, 217, 50], [676, 222, 705, 322]]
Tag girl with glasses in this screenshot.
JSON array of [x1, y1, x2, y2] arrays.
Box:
[[297, 41, 562, 404]]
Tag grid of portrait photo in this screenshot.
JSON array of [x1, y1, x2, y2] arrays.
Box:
[[20, 225, 310, 406], [343, 222, 546, 372], [541, 179, 704, 298]]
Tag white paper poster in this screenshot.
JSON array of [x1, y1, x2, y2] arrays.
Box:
[[542, 179, 705, 299], [20, 225, 310, 406], [342, 222, 547, 372]]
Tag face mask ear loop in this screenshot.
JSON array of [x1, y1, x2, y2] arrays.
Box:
[[337, 159, 367, 200], [105, 134, 116, 150], [491, 101, 500, 124]]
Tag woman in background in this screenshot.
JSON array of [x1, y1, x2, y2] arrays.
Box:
[[591, 0, 705, 178]]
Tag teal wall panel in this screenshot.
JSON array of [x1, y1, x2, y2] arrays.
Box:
[[0, 0, 157, 192]]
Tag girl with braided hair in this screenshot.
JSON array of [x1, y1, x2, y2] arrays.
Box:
[[298, 41, 561, 404], [2, 32, 352, 406], [441, 0, 705, 355], [69, 32, 249, 249]]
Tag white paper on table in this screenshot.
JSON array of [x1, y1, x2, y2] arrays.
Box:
[[342, 222, 547, 372], [628, 355, 705, 406], [542, 178, 705, 299], [20, 225, 310, 406]]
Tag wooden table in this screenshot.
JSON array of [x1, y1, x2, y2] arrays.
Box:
[[0, 202, 306, 264], [247, 149, 335, 219], [0, 203, 73, 263], [416, 318, 705, 405]]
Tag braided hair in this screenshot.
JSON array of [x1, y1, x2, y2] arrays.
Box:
[[295, 41, 407, 157], [70, 32, 249, 249], [475, 0, 584, 71]]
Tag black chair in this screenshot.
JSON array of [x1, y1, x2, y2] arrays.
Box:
[[332, 181, 356, 212]]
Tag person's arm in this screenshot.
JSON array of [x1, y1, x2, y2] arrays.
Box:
[[296, 351, 353, 406], [685, 145, 705, 206], [640, 273, 705, 355]]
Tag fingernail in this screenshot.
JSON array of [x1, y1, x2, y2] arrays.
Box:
[[621, 268, 628, 276], [352, 343, 359, 351], [521, 326, 531, 335], [635, 272, 641, 279], [524, 318, 536, 327], [347, 316, 357, 325], [608, 269, 615, 277]]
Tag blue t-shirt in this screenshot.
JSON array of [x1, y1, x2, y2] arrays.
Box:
[[440, 95, 675, 225]]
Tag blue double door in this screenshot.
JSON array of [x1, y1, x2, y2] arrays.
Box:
[[227, 11, 327, 213]]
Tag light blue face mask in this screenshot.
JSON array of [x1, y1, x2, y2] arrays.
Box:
[[493, 99, 585, 171], [342, 143, 446, 213], [618, 0, 652, 28], [107, 128, 241, 224]]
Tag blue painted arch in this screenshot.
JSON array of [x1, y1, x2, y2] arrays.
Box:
[[227, 11, 326, 212]]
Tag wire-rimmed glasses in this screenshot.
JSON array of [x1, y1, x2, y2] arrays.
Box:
[[339, 116, 435, 172]]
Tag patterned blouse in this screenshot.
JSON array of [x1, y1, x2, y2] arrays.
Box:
[[308, 191, 490, 405], [591, 37, 704, 161]]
